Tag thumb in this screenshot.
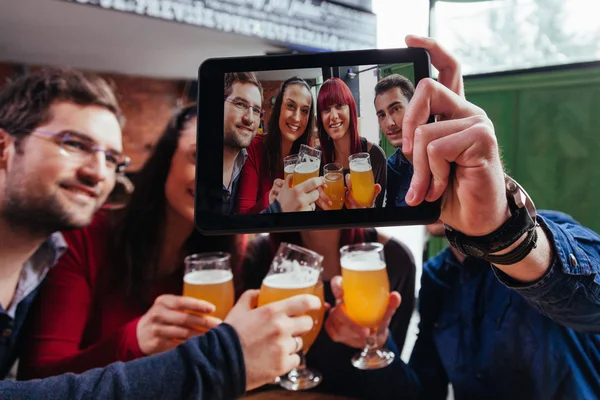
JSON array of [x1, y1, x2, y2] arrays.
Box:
[[345, 173, 352, 190], [330, 276, 344, 301], [380, 292, 401, 329], [234, 289, 260, 311], [374, 183, 382, 197]]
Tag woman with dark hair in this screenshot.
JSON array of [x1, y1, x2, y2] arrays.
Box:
[[18, 104, 247, 379], [240, 228, 416, 398], [236, 76, 323, 214], [316, 78, 387, 209]]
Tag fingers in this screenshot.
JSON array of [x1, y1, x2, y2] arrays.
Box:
[[152, 325, 198, 342], [330, 276, 343, 301], [285, 336, 304, 355], [296, 176, 325, 193], [378, 292, 401, 331], [405, 35, 464, 97], [316, 186, 333, 209], [233, 289, 260, 311], [284, 175, 293, 187], [153, 308, 222, 330], [424, 121, 497, 202], [273, 178, 285, 188], [273, 293, 321, 316], [287, 314, 316, 337], [409, 115, 495, 205], [157, 294, 216, 314], [325, 304, 369, 347]]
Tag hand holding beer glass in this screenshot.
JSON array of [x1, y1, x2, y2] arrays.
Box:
[[340, 242, 394, 369], [258, 243, 324, 390], [183, 252, 235, 321], [317, 162, 346, 210], [283, 154, 299, 187], [346, 153, 380, 209]]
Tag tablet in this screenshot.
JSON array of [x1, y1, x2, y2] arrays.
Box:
[[196, 47, 438, 234]]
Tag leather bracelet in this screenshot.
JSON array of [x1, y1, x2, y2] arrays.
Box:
[[483, 223, 538, 265]]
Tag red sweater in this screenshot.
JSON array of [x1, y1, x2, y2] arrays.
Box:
[[236, 136, 281, 214], [18, 212, 182, 379]]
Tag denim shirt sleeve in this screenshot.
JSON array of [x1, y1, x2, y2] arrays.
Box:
[[259, 200, 282, 214], [1, 324, 246, 400], [493, 210, 600, 333]]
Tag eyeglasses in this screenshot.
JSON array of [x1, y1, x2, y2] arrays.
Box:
[[32, 130, 130, 173], [225, 98, 264, 119]]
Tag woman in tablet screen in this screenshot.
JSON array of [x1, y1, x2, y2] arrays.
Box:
[[316, 78, 387, 209], [236, 76, 323, 214]]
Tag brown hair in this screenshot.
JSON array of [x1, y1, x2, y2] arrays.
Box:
[[0, 67, 123, 143], [374, 74, 415, 103], [224, 72, 264, 100]]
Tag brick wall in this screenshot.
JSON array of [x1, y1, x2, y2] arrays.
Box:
[[260, 80, 284, 134], [0, 62, 187, 171]]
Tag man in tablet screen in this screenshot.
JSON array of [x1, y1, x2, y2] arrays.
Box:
[[374, 74, 415, 208], [223, 72, 263, 215]]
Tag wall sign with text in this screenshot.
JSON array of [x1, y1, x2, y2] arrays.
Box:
[[62, 0, 377, 51]]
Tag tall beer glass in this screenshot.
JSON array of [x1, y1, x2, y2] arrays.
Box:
[[349, 153, 374, 207], [283, 154, 298, 187], [183, 252, 234, 321], [258, 242, 324, 391], [340, 242, 394, 369], [293, 144, 321, 187], [323, 162, 345, 210]]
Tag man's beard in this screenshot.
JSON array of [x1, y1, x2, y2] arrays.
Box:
[[1, 169, 97, 238], [224, 127, 254, 150]]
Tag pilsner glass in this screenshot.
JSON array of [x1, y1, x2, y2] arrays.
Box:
[[257, 242, 324, 391], [183, 252, 234, 321], [348, 153, 375, 207], [340, 242, 394, 370], [323, 162, 345, 210], [283, 154, 299, 187], [293, 144, 321, 187]]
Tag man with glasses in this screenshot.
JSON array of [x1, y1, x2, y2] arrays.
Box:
[[0, 67, 322, 398], [223, 72, 264, 215]]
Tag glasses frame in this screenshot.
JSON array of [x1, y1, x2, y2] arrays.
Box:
[[225, 97, 264, 119]]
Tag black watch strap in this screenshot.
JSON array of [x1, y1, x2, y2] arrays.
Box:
[[445, 194, 537, 263]]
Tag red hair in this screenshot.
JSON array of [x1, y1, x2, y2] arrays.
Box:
[[316, 78, 362, 165]]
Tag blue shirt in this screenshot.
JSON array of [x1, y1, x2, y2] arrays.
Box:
[[0, 233, 67, 379], [385, 149, 413, 207], [371, 210, 600, 399]]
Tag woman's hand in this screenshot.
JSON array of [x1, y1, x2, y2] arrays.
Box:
[[268, 178, 285, 205], [344, 173, 382, 209], [136, 294, 222, 355], [324, 276, 401, 348]]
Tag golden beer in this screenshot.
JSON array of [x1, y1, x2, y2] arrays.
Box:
[[302, 281, 325, 353], [324, 172, 345, 210], [183, 269, 234, 320], [341, 256, 389, 329], [349, 158, 374, 207], [257, 269, 319, 307], [284, 164, 295, 187], [293, 161, 320, 187]]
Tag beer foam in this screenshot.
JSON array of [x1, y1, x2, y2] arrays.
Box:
[[184, 269, 233, 285], [294, 161, 320, 174], [284, 164, 295, 173], [349, 159, 372, 173], [324, 172, 343, 182], [262, 267, 319, 289], [341, 253, 386, 271]]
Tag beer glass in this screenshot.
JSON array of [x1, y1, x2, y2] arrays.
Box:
[[323, 162, 345, 210], [183, 252, 234, 321], [339, 242, 394, 370], [257, 242, 324, 390], [348, 153, 375, 207], [283, 154, 298, 187], [293, 144, 321, 187]]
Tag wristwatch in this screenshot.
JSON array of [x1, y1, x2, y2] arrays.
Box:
[[444, 174, 538, 265]]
